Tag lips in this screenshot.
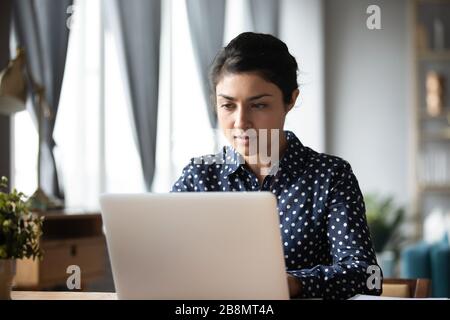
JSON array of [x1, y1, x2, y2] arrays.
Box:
[[233, 135, 253, 146], [231, 130, 258, 146], [233, 131, 255, 139]]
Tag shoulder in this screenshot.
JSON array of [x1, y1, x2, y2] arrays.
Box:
[[303, 146, 354, 176], [285, 131, 353, 177], [299, 147, 362, 197], [172, 149, 231, 192], [179, 148, 229, 176]]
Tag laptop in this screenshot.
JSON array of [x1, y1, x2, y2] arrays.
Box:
[[100, 192, 290, 300]]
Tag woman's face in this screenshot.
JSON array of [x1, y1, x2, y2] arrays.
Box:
[[216, 72, 298, 157]]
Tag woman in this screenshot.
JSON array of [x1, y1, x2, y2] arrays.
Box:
[[172, 32, 382, 299]]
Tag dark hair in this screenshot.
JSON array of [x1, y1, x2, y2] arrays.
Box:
[[209, 32, 299, 106]]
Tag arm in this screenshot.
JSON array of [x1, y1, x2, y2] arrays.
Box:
[[289, 161, 383, 299], [171, 160, 196, 192]]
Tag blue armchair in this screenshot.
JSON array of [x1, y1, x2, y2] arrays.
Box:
[[401, 234, 450, 297]]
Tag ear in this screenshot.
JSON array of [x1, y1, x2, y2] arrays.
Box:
[[286, 89, 299, 113]]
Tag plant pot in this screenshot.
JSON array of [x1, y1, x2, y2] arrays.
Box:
[[0, 259, 16, 300]]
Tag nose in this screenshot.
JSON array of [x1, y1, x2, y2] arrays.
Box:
[[234, 105, 252, 130]]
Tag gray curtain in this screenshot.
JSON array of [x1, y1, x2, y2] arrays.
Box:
[[186, 0, 226, 129], [249, 0, 280, 36], [13, 0, 72, 200], [0, 0, 12, 69], [110, 0, 161, 191], [0, 0, 13, 186]]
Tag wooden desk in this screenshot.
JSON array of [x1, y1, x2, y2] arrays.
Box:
[[12, 291, 117, 300]]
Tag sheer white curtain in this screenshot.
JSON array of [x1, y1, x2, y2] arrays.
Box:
[[153, 0, 216, 192], [11, 25, 37, 196], [54, 0, 102, 209], [224, 0, 254, 44], [54, 0, 145, 210], [13, 110, 38, 197]]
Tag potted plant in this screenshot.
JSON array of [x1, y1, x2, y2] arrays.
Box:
[[0, 177, 44, 299], [365, 193, 405, 277]]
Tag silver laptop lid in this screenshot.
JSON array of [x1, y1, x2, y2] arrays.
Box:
[[100, 192, 289, 300]]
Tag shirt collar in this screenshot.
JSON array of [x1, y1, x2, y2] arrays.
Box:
[[222, 145, 245, 177], [223, 130, 308, 178]]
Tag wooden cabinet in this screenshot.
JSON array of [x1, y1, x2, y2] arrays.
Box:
[[13, 211, 107, 290]]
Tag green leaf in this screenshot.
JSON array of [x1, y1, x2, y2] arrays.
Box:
[[0, 176, 43, 259]]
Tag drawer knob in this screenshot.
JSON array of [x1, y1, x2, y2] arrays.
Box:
[[70, 245, 77, 257]]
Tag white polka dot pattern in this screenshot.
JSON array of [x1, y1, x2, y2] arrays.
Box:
[[171, 131, 382, 299]]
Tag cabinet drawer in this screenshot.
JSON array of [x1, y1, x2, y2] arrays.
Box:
[[40, 237, 106, 286]]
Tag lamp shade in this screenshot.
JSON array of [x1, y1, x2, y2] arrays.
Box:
[[0, 96, 26, 115], [0, 49, 27, 115]]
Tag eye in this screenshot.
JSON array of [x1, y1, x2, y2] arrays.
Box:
[[219, 103, 235, 110], [252, 103, 267, 109]]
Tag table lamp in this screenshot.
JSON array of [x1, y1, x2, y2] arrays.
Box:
[[0, 48, 27, 115], [0, 48, 63, 211]]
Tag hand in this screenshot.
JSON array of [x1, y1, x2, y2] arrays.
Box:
[[287, 274, 301, 298]]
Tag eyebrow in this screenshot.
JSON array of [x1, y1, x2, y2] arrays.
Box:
[[217, 94, 272, 102]]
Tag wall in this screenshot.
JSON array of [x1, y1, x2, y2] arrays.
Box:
[[280, 0, 326, 153], [324, 0, 412, 207]]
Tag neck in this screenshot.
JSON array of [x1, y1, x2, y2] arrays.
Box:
[[244, 131, 288, 183]]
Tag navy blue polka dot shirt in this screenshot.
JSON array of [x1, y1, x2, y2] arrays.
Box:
[[171, 130, 382, 299]]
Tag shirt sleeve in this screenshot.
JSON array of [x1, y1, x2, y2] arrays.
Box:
[[288, 160, 383, 299], [170, 159, 196, 192]]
